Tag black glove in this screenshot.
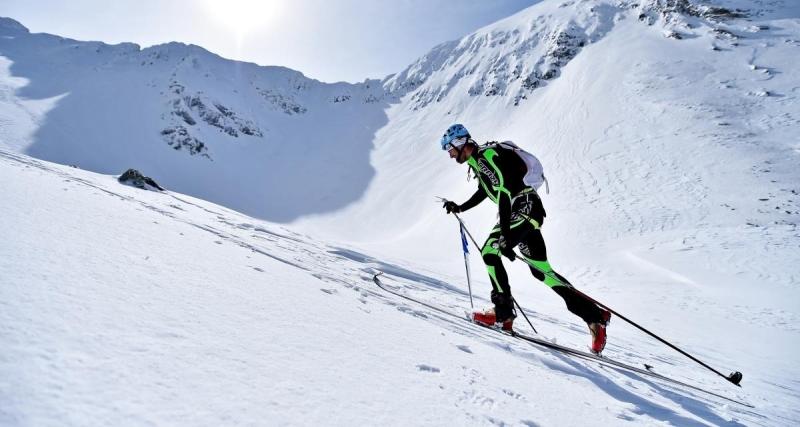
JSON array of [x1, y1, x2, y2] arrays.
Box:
[[442, 200, 461, 214], [496, 235, 516, 261]]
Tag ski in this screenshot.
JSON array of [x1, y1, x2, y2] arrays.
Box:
[[372, 272, 754, 408]]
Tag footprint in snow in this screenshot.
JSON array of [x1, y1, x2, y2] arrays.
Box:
[[502, 389, 524, 400], [320, 288, 337, 295], [416, 364, 440, 373], [456, 345, 472, 354]]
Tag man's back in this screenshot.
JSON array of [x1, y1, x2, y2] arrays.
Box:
[[470, 144, 529, 201]]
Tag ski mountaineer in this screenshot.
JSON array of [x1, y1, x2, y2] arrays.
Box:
[[439, 124, 612, 354]]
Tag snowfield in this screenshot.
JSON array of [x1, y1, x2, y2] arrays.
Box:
[[0, 149, 778, 426], [1, 0, 799, 425]]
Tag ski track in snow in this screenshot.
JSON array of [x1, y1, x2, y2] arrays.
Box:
[[2, 149, 788, 426]]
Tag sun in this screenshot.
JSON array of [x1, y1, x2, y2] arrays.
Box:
[[204, 0, 282, 37]]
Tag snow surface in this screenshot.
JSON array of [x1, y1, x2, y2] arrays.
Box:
[[2, 0, 800, 425], [0, 149, 774, 426]]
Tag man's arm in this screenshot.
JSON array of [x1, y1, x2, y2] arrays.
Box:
[[459, 187, 487, 212]]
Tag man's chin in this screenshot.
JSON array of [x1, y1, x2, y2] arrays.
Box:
[[456, 157, 466, 164]]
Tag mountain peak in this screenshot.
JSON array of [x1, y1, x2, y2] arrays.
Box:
[[383, 0, 764, 110], [0, 17, 29, 35], [142, 41, 212, 57]]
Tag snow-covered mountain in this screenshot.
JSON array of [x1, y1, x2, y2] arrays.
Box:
[[0, 17, 390, 222], [299, 0, 799, 268], [386, 0, 791, 108], [2, 0, 800, 425]]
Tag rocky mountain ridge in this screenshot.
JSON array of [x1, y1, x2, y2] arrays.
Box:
[[384, 0, 764, 110]]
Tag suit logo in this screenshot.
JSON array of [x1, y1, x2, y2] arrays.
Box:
[[478, 159, 499, 186]]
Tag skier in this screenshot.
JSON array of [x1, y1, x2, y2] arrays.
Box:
[[440, 124, 611, 354]]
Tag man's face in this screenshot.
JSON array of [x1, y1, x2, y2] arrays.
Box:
[[448, 145, 468, 164]]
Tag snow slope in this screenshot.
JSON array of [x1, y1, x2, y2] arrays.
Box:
[[298, 8, 800, 416], [299, 1, 800, 423], [0, 148, 776, 426], [2, 0, 800, 424]]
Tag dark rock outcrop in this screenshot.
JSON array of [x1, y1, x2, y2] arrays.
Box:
[[118, 169, 165, 191]]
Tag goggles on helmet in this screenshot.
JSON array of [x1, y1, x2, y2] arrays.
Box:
[[445, 137, 469, 152]]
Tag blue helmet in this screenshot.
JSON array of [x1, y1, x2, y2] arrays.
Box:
[[440, 124, 470, 150]]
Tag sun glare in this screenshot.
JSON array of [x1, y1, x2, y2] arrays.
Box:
[[204, 0, 281, 37]]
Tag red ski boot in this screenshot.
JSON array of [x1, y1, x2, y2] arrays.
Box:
[[589, 322, 607, 354], [500, 317, 514, 332], [472, 308, 515, 332], [471, 308, 496, 327]]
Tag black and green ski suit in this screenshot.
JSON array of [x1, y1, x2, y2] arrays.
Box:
[[458, 144, 605, 325]]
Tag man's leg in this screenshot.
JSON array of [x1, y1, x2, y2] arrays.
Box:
[[481, 227, 515, 323], [518, 228, 605, 325]]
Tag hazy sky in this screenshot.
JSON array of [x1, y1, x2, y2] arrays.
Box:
[[0, 0, 538, 83]]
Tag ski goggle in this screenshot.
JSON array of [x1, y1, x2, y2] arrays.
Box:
[[444, 137, 468, 152]]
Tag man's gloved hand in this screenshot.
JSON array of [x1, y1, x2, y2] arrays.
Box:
[[442, 200, 461, 214], [496, 235, 516, 261]]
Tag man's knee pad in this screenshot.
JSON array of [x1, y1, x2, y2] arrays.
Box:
[[482, 240, 501, 258]]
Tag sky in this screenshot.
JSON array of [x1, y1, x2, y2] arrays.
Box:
[[0, 0, 539, 83]]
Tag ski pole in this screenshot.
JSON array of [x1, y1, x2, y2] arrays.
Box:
[[458, 222, 475, 309], [448, 210, 538, 334], [506, 250, 744, 387], [566, 284, 744, 386], [512, 296, 538, 335]]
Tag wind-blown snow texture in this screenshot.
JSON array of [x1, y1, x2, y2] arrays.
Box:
[[2, 0, 799, 425]]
